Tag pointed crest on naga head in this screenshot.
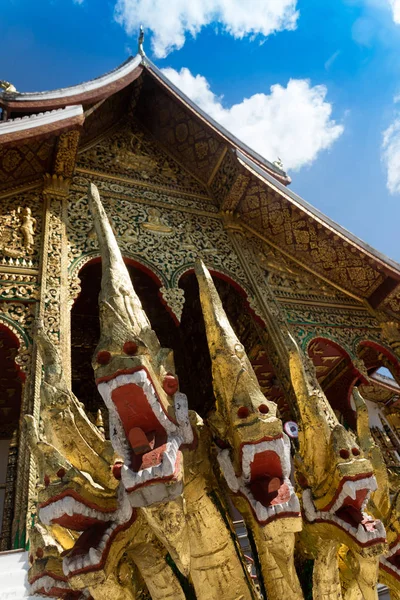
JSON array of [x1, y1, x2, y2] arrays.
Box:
[[87, 183, 192, 508], [195, 258, 300, 525], [288, 340, 386, 550]]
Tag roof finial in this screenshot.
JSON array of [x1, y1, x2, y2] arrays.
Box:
[[138, 25, 145, 57], [0, 80, 16, 93], [273, 156, 284, 171]]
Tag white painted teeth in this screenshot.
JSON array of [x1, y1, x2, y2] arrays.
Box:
[[216, 443, 300, 522], [303, 489, 318, 522], [370, 476, 378, 492], [30, 576, 69, 594], [241, 445, 256, 482], [120, 432, 183, 502], [302, 475, 386, 545], [62, 523, 117, 576], [89, 547, 101, 564], [380, 541, 400, 577], [98, 383, 131, 464], [162, 446, 175, 476], [342, 481, 358, 501], [98, 369, 193, 502], [356, 524, 368, 544], [241, 435, 291, 483], [39, 497, 112, 526], [330, 476, 378, 514]]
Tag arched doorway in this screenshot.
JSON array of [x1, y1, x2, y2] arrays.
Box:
[[0, 324, 23, 549], [178, 270, 288, 418], [355, 341, 400, 467]]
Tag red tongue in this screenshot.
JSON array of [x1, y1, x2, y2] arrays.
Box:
[[268, 477, 282, 493], [111, 383, 168, 472], [67, 521, 110, 556], [249, 479, 290, 507], [129, 428, 155, 455], [247, 449, 287, 507], [128, 430, 168, 471]]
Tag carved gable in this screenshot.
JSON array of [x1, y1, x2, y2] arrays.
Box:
[[77, 119, 209, 198]]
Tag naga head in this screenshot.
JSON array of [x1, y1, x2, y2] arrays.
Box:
[[195, 259, 300, 525], [289, 345, 386, 550], [28, 323, 140, 587], [28, 523, 78, 599], [352, 387, 400, 585], [88, 183, 192, 508]]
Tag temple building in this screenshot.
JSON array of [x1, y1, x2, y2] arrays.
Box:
[[0, 40, 399, 600]]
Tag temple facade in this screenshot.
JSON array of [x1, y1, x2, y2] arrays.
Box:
[[0, 47, 399, 599]]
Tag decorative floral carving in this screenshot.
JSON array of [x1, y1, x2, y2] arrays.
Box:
[[0, 281, 38, 301], [67, 178, 252, 304], [43, 199, 63, 345], [240, 180, 385, 297], [159, 286, 185, 322], [379, 320, 400, 357], [351, 357, 370, 380], [72, 174, 217, 212], [246, 295, 265, 322], [284, 304, 379, 330], [54, 130, 80, 179], [78, 120, 208, 196]]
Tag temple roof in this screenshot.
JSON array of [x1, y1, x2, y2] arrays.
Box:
[[1, 53, 400, 315], [0, 55, 142, 109]]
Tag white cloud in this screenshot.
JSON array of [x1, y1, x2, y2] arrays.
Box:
[[389, 0, 400, 23], [161, 67, 344, 171], [114, 0, 299, 58], [382, 116, 400, 193]]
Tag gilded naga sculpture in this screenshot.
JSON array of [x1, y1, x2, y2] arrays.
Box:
[[26, 182, 400, 600]]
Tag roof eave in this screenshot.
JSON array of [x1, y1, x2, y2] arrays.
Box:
[[0, 105, 84, 145], [0, 55, 143, 112]]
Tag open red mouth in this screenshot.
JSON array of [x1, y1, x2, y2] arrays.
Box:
[[217, 434, 300, 524], [381, 539, 400, 580], [248, 448, 291, 507], [112, 382, 169, 473], [62, 510, 136, 577], [334, 488, 375, 531], [97, 369, 192, 505], [29, 565, 84, 599], [29, 575, 79, 599], [387, 547, 400, 570], [303, 475, 386, 546]]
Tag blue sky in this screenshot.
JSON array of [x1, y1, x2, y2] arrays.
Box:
[[2, 0, 400, 262]]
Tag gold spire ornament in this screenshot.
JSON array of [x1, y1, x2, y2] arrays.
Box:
[[195, 258, 303, 599]]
